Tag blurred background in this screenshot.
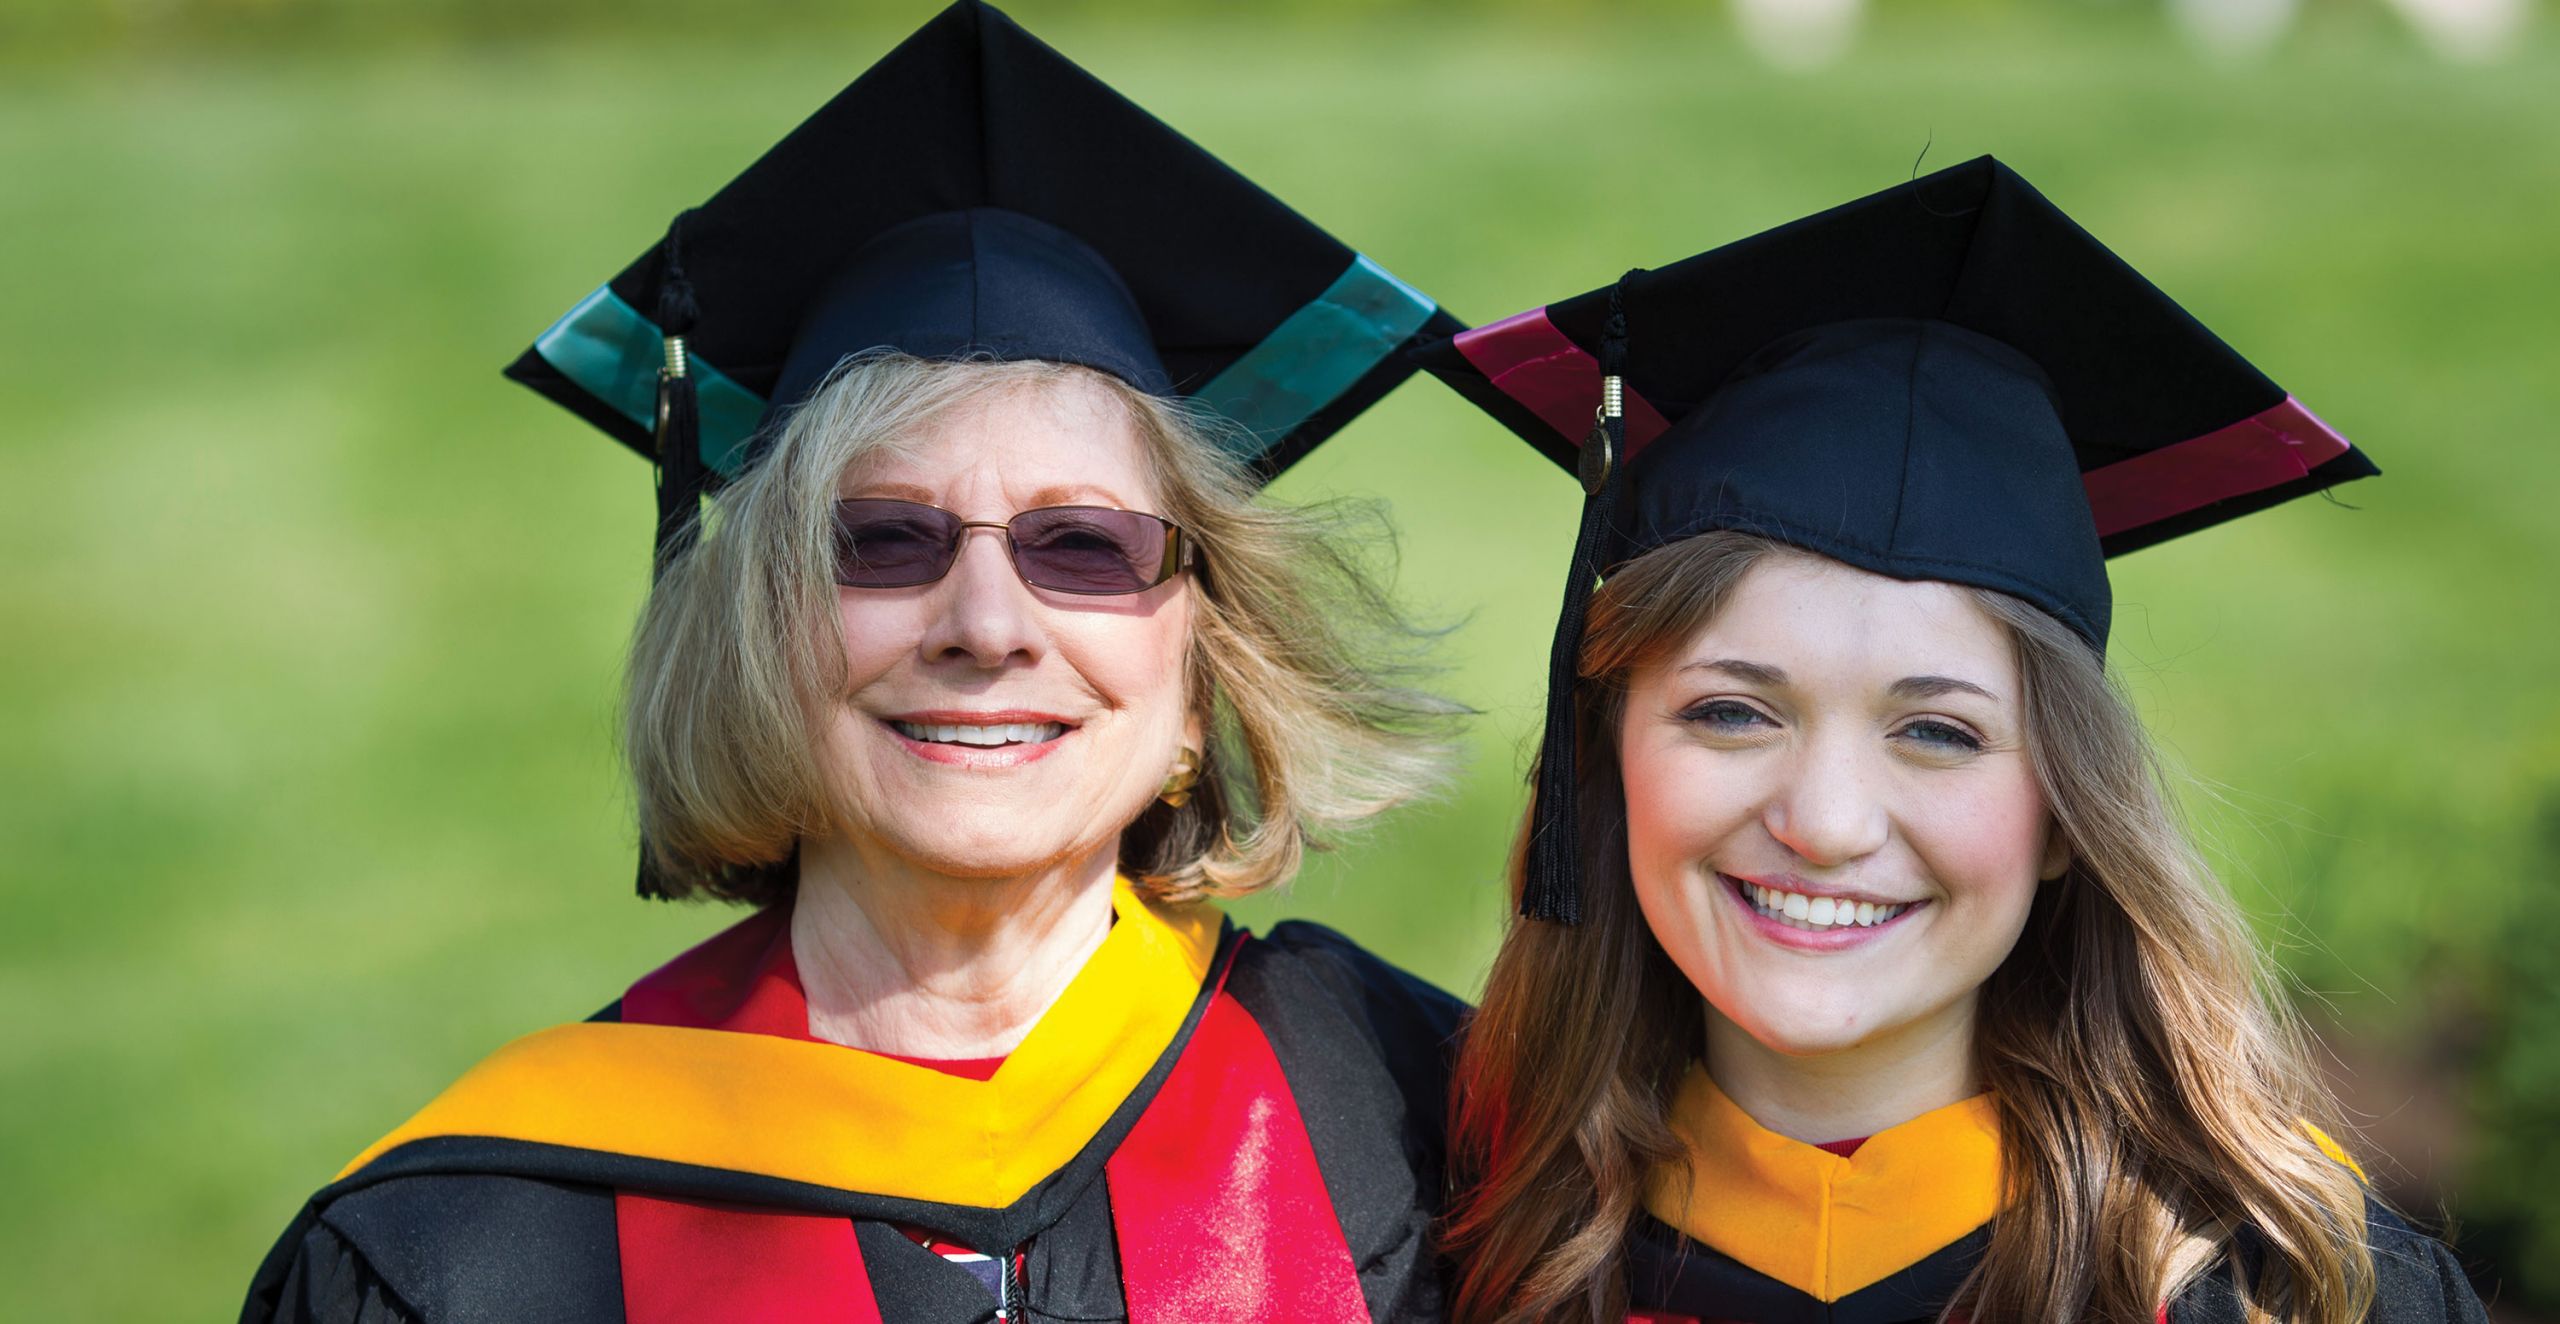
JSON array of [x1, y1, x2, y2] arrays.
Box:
[[5, 0, 2555, 1317]]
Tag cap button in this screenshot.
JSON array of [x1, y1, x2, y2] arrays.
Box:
[[1579, 373, 1625, 495], [1578, 417, 1613, 495]]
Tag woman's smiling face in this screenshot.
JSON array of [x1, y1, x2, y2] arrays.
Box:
[[820, 371, 1198, 882], [1618, 552, 2069, 1061]]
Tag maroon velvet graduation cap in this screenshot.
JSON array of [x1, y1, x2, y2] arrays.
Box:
[[1412, 156, 2377, 922]]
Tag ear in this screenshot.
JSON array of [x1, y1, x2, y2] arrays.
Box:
[[1181, 706, 1206, 758], [2037, 817, 2073, 882]]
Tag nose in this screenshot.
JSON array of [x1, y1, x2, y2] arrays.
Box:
[[1762, 732, 1890, 869], [916, 526, 1044, 668]]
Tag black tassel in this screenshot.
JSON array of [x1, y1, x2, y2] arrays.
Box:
[[1520, 272, 1641, 924], [653, 368, 702, 572], [651, 209, 707, 579]]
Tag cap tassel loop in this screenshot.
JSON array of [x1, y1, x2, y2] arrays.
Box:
[[1521, 272, 1641, 924], [651, 211, 707, 579]]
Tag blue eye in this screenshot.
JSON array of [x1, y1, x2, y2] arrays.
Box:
[[1898, 719, 1983, 752], [1680, 700, 1773, 731]]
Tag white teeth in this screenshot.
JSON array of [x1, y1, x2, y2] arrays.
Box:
[[1738, 879, 1910, 932], [893, 721, 1067, 747]]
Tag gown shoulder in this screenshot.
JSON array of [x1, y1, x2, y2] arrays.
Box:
[[1236, 919, 1470, 1053], [1228, 919, 1471, 1153], [2170, 1197, 2489, 1324], [244, 1172, 622, 1324], [2353, 1200, 2487, 1324]]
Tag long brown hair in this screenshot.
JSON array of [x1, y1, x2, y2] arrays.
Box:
[[1447, 531, 2375, 1323]]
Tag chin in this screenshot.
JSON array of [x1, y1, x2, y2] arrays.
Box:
[[1718, 983, 1895, 1058], [882, 815, 1082, 879], [870, 782, 1160, 879]]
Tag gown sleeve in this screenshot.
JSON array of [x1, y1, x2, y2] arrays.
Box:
[[244, 1211, 420, 1324], [2365, 1208, 2490, 1324]]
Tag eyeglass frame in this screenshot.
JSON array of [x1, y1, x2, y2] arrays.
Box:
[[829, 497, 1197, 596]]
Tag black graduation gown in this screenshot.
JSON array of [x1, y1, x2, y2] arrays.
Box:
[[1627, 1208, 2486, 1324], [242, 885, 1466, 1323], [1626, 1066, 2487, 1324]]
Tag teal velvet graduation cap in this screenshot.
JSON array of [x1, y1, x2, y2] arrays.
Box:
[[506, 0, 1458, 565]]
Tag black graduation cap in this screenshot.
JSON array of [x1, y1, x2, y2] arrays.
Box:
[[506, 0, 1456, 899], [503, 0, 1458, 566], [1412, 156, 2377, 923]]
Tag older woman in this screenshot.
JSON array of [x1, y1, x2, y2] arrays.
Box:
[[242, 5, 1467, 1321]]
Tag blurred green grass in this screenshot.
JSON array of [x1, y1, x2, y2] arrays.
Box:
[[4, 5, 2557, 1318]]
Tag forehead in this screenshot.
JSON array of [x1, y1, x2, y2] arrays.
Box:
[[841, 372, 1159, 507], [1679, 553, 2018, 694]]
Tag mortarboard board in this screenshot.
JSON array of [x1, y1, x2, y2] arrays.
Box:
[[503, 0, 1459, 566], [1411, 156, 2378, 923]]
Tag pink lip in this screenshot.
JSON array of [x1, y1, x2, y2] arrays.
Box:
[[1718, 872, 1925, 953], [878, 710, 1079, 768]]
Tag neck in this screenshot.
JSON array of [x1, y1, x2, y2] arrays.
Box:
[[1701, 994, 1981, 1146], [789, 837, 1120, 1059]]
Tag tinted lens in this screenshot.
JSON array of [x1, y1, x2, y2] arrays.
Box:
[[1008, 506, 1171, 595], [833, 499, 961, 587]]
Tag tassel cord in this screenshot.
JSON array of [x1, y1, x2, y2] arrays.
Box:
[[1520, 273, 1639, 924]]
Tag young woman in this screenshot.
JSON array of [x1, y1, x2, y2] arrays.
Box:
[[1416, 158, 2487, 1323]]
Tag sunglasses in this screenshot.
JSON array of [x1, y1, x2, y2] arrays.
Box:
[[831, 498, 1193, 596]]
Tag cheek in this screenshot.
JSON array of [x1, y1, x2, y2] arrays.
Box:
[[1914, 766, 2053, 918], [1619, 733, 1754, 871], [1618, 735, 1755, 959], [1079, 600, 1190, 701], [833, 592, 914, 687]]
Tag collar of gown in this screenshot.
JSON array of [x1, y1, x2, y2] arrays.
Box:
[[336, 877, 1224, 1209], [1643, 1063, 2005, 1302]]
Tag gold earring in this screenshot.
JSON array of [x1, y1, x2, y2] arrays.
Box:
[[1159, 747, 1201, 808]]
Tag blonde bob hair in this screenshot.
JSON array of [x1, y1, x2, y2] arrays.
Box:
[[623, 351, 1453, 907]]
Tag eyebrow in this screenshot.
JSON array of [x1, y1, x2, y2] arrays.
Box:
[[836, 483, 1137, 509], [1680, 658, 1789, 687], [841, 481, 940, 503], [1888, 674, 2001, 703], [1680, 659, 2002, 704], [1023, 484, 1137, 509]]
